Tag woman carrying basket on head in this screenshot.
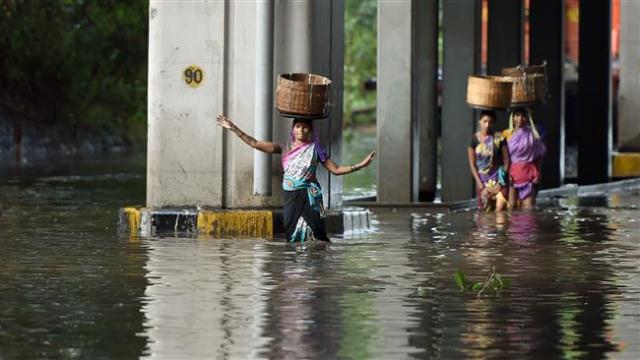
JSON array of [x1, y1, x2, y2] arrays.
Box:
[[502, 107, 546, 210], [216, 114, 375, 243]]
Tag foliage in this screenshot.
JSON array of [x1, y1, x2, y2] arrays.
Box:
[[1, 1, 377, 137], [454, 266, 511, 298], [0, 0, 148, 140], [344, 0, 377, 127]]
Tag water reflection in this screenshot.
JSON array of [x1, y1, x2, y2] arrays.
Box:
[[405, 209, 638, 359], [0, 160, 149, 359], [140, 239, 270, 359]]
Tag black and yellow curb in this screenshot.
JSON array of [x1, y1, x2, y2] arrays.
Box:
[[197, 210, 274, 237], [613, 152, 640, 178], [118, 207, 371, 238], [120, 207, 142, 236]]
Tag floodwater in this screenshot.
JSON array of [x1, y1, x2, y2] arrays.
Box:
[[1, 155, 639, 359]]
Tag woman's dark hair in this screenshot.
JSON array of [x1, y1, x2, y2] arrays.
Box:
[[292, 118, 313, 130], [512, 107, 527, 117], [479, 110, 497, 121]]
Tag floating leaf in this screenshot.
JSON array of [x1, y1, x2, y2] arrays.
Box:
[[495, 273, 503, 286], [454, 270, 466, 291]]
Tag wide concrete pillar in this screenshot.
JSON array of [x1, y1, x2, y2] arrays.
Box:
[[377, 0, 439, 203], [377, 0, 412, 203], [441, 0, 481, 202], [530, 0, 565, 189], [147, 1, 225, 207], [273, 0, 345, 209], [617, 0, 640, 151], [487, 0, 522, 130], [577, 0, 612, 184]]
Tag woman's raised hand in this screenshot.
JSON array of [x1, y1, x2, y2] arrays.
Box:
[[358, 151, 376, 169], [216, 114, 236, 130]]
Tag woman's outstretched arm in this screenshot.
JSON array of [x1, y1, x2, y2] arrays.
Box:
[[216, 115, 281, 154], [322, 151, 375, 176]]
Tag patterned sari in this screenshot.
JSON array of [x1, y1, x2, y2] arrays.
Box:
[[470, 132, 508, 210], [281, 141, 329, 242]]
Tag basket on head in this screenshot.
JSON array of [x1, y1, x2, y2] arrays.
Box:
[[466, 75, 513, 110], [502, 62, 548, 99], [276, 73, 332, 117], [491, 74, 546, 106]]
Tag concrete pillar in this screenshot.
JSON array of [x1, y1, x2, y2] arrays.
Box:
[[530, 0, 565, 189], [577, 0, 612, 184], [377, 0, 412, 203], [487, 0, 522, 130], [224, 0, 268, 208], [377, 0, 439, 203], [146, 1, 225, 207], [413, 0, 439, 202], [147, 0, 344, 209], [253, 0, 275, 196], [441, 0, 481, 202], [617, 0, 640, 151]]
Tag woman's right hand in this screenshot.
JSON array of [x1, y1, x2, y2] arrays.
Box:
[[216, 114, 236, 131]]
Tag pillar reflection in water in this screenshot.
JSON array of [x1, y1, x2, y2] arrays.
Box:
[[139, 239, 270, 359]]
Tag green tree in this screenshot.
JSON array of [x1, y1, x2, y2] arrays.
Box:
[[0, 0, 148, 141], [344, 0, 377, 127]]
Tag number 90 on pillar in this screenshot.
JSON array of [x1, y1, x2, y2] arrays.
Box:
[[183, 65, 204, 88]]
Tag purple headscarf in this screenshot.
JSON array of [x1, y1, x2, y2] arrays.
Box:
[[506, 109, 546, 163]]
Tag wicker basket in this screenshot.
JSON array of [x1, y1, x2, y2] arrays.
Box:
[[491, 74, 546, 105], [501, 62, 546, 77], [276, 73, 331, 116], [466, 75, 513, 110], [502, 62, 547, 99]]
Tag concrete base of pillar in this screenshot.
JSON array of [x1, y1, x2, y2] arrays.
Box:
[[612, 152, 640, 178], [118, 207, 372, 238], [346, 178, 640, 211]]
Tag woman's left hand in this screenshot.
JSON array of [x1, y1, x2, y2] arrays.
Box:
[[358, 151, 376, 169]]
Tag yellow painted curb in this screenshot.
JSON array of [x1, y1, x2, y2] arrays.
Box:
[[612, 152, 640, 178], [197, 210, 273, 238], [122, 207, 141, 236]]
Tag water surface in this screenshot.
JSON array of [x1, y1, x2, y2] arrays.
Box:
[[1, 157, 639, 359]]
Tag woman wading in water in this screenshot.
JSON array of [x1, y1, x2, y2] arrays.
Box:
[[468, 110, 510, 211], [216, 114, 375, 243], [503, 107, 546, 209]]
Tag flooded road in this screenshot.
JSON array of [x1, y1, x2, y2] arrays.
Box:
[[1, 157, 639, 359]]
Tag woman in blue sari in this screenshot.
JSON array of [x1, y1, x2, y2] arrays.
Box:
[[216, 114, 375, 243]]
